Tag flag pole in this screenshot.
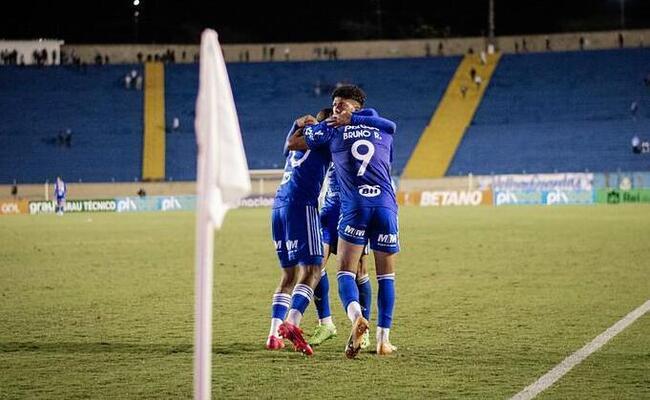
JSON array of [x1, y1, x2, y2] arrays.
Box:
[[194, 194, 214, 400], [193, 28, 251, 400]]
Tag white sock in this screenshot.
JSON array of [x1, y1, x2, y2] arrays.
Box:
[[268, 318, 283, 338], [377, 327, 390, 343], [319, 316, 333, 326], [346, 301, 362, 323], [286, 309, 303, 326]]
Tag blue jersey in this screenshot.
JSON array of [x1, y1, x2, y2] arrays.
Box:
[[304, 108, 397, 213], [54, 180, 66, 198], [273, 123, 330, 208], [322, 163, 340, 208]]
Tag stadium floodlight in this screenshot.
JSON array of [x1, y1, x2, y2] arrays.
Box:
[[133, 0, 140, 6]]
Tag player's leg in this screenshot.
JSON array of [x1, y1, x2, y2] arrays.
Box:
[[279, 205, 324, 355], [374, 250, 397, 355], [356, 247, 372, 349], [368, 207, 400, 355], [309, 207, 338, 345], [266, 207, 295, 350], [337, 208, 371, 358], [267, 266, 298, 350]]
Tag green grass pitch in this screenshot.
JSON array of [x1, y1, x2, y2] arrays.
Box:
[[1, 206, 648, 399]]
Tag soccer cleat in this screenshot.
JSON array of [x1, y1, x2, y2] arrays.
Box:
[[308, 324, 337, 346], [376, 341, 397, 356], [360, 329, 370, 350], [344, 316, 369, 359], [278, 322, 313, 356], [265, 335, 285, 350]]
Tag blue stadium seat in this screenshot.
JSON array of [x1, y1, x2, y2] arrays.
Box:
[[0, 65, 144, 183], [165, 57, 459, 180], [447, 48, 650, 175]]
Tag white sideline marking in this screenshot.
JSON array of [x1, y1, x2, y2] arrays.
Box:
[[510, 300, 650, 400]]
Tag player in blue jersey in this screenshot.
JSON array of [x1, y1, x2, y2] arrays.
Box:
[[288, 85, 399, 358], [54, 176, 66, 215], [266, 112, 331, 356], [308, 111, 373, 349]]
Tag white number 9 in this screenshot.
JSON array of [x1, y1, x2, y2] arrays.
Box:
[[351, 139, 375, 176]]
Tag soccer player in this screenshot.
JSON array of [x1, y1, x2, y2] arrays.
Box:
[[266, 112, 330, 356], [288, 85, 399, 358], [310, 157, 373, 350], [54, 176, 67, 215]]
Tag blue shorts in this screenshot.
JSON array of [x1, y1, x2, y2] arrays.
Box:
[[320, 203, 340, 248], [338, 207, 400, 254], [271, 205, 324, 268], [321, 204, 369, 256]]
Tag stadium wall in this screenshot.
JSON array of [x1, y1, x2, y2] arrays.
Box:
[[2, 171, 650, 216], [62, 29, 650, 64]]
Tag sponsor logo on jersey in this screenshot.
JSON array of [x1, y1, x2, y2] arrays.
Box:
[[285, 240, 299, 251], [358, 184, 381, 197], [274, 240, 282, 250], [377, 233, 398, 245], [344, 225, 365, 237]]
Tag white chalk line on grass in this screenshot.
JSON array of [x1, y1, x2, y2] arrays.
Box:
[[510, 299, 650, 400]]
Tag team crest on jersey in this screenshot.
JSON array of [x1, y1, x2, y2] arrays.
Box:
[[280, 171, 292, 184], [358, 184, 381, 197]]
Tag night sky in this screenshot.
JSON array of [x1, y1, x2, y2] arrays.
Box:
[[2, 0, 650, 44]]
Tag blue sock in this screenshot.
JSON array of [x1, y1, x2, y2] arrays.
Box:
[[290, 284, 313, 316], [337, 271, 359, 312], [377, 273, 395, 329], [357, 275, 372, 321], [314, 270, 331, 320], [271, 292, 291, 320]]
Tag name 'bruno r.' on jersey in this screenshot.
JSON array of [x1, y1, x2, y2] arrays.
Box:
[[304, 109, 397, 213]]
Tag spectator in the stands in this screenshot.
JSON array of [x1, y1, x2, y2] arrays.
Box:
[[579, 36, 585, 50], [630, 101, 639, 121], [632, 135, 641, 154], [545, 36, 551, 51], [618, 33, 624, 48]]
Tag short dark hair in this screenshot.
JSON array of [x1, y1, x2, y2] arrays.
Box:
[[331, 85, 366, 107], [316, 107, 333, 122]]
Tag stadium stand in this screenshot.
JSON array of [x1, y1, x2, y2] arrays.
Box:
[[165, 57, 460, 180], [0, 65, 144, 183], [403, 52, 501, 178], [447, 48, 650, 175]]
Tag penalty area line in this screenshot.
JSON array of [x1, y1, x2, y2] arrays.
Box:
[[510, 299, 650, 400]]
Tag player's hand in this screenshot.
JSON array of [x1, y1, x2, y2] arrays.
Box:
[[326, 110, 352, 127], [295, 115, 318, 127]]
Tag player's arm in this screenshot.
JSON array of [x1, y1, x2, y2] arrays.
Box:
[[327, 109, 396, 134], [284, 115, 317, 154], [286, 128, 308, 151]]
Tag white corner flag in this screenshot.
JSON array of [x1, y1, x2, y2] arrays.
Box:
[[194, 29, 251, 400]]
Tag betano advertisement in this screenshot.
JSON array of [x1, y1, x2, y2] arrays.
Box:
[[398, 190, 493, 207]]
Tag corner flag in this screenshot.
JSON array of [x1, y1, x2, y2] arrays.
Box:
[[194, 29, 251, 400]]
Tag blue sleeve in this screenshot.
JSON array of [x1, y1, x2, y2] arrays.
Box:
[[283, 122, 300, 157], [304, 122, 335, 149], [350, 113, 396, 134]]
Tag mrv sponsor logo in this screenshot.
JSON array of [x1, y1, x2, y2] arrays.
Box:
[[377, 233, 398, 246], [358, 185, 381, 197], [344, 225, 365, 238]]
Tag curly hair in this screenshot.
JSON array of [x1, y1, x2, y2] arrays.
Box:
[[331, 85, 366, 107]]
